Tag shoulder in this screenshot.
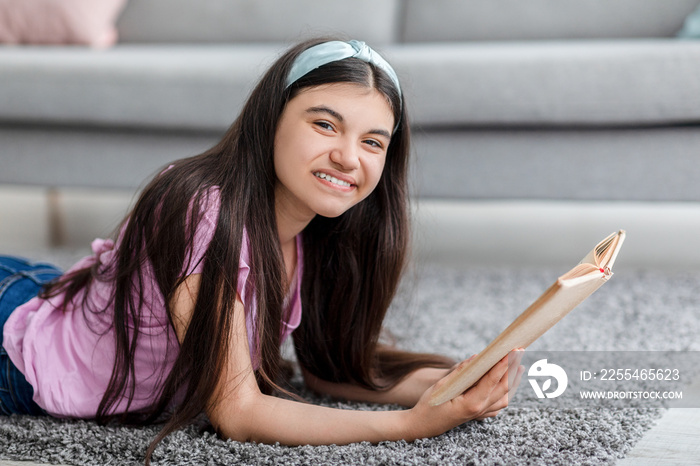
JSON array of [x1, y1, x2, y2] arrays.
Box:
[[199, 186, 222, 220], [190, 186, 222, 236], [185, 186, 222, 275]]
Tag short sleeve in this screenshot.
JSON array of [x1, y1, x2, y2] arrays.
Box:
[[236, 230, 253, 306], [182, 188, 253, 310], [184, 187, 221, 276]]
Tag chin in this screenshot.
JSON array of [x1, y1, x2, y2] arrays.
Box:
[[312, 202, 356, 219], [314, 209, 348, 219]]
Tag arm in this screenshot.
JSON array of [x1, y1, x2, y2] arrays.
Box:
[[301, 364, 452, 408], [171, 275, 525, 445]]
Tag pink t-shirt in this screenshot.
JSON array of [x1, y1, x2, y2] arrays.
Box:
[[3, 188, 303, 418]]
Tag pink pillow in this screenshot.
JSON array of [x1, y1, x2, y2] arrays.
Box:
[[0, 0, 127, 48]]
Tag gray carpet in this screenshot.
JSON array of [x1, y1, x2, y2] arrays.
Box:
[[2, 254, 699, 465]]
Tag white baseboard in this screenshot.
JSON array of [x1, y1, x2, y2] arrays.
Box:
[[2, 185, 699, 271], [412, 200, 700, 271]]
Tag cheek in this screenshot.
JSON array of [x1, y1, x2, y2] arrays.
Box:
[[276, 133, 323, 169], [272, 147, 285, 180], [273, 147, 298, 189], [274, 136, 303, 175], [364, 158, 387, 191], [372, 157, 388, 181]]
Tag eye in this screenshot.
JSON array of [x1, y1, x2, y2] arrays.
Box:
[[314, 121, 335, 131], [363, 138, 384, 150]]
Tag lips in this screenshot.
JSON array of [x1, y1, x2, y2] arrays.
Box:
[[313, 171, 355, 188]]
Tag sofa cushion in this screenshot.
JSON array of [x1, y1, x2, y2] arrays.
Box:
[[0, 44, 279, 131], [388, 40, 700, 127], [2, 41, 700, 131], [403, 0, 700, 42], [0, 0, 126, 47], [116, 0, 399, 45]]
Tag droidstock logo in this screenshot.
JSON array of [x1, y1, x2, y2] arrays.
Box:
[[528, 359, 568, 399]]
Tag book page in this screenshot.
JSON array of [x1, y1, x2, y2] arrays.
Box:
[[578, 230, 626, 269]]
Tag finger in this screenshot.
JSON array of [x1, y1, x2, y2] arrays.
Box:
[[455, 355, 509, 415], [490, 391, 510, 412], [477, 387, 512, 421], [502, 365, 526, 407], [450, 353, 478, 372], [458, 354, 516, 416], [507, 351, 523, 388], [484, 355, 511, 398], [507, 364, 517, 388], [507, 348, 524, 369], [486, 356, 513, 399], [495, 353, 511, 378], [511, 364, 525, 395], [476, 409, 501, 421], [485, 362, 518, 410], [480, 385, 516, 419], [470, 355, 525, 420]]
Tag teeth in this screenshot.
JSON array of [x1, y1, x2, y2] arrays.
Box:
[[314, 172, 351, 187]]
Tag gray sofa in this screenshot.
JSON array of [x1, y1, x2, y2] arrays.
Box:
[[2, 0, 700, 202]]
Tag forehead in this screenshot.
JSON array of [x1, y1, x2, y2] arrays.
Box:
[[286, 83, 394, 124]]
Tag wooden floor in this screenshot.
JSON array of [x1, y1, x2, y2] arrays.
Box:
[[618, 375, 700, 465], [618, 408, 700, 465]]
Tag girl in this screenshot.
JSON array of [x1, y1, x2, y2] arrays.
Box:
[[0, 38, 524, 462]]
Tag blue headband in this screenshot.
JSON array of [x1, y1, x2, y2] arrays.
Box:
[[285, 40, 402, 110]]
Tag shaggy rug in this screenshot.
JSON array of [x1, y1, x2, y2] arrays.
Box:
[[1, 254, 698, 465]]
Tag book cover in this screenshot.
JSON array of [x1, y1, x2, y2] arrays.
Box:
[[428, 230, 626, 406]]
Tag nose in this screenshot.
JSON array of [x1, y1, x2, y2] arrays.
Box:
[[329, 140, 360, 171]]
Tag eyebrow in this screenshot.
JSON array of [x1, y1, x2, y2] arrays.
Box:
[[306, 105, 392, 139]]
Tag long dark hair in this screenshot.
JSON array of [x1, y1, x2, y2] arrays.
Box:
[[41, 37, 453, 463]]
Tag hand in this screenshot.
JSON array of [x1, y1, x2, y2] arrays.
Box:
[[405, 349, 525, 439]]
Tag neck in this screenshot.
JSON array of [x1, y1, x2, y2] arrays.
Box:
[[275, 190, 314, 247]]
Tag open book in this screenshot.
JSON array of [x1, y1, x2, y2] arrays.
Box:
[[428, 230, 626, 406]]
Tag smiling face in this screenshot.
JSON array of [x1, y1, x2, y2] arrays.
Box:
[[273, 82, 395, 226]]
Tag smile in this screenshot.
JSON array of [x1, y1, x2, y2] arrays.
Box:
[[313, 172, 353, 188]]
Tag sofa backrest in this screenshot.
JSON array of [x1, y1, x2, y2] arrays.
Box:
[[116, 0, 700, 46], [116, 0, 399, 45], [402, 0, 700, 42]]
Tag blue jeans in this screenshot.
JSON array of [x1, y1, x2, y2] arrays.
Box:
[[0, 255, 62, 415]]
